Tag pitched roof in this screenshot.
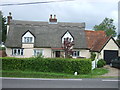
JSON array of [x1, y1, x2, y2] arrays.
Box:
[[85, 30, 111, 52], [5, 20, 87, 49]]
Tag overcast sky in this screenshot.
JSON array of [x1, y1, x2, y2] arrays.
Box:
[[0, 0, 119, 33]]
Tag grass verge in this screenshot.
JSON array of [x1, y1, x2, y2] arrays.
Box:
[[2, 68, 110, 78]]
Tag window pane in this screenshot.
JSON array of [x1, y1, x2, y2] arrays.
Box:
[[27, 37, 29, 42], [77, 51, 79, 56], [72, 51, 79, 57], [24, 37, 26, 43], [18, 49, 20, 55], [21, 49, 23, 55], [12, 49, 23, 55], [75, 51, 76, 56], [14, 49, 17, 55], [24, 37, 32, 43], [34, 50, 43, 56], [30, 37, 32, 42]]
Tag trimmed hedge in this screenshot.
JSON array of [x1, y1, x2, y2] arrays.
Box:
[[97, 59, 106, 68], [1, 57, 92, 74]]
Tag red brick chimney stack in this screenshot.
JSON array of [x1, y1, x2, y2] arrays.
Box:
[[7, 12, 12, 25], [49, 14, 57, 23]]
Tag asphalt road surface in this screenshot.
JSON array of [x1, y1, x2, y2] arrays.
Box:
[[1, 77, 120, 88]]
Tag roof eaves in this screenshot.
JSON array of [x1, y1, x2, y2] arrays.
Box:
[[99, 36, 113, 52]]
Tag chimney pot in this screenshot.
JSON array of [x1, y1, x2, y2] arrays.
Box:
[[50, 14, 52, 19], [9, 12, 12, 16], [54, 15, 56, 19], [49, 14, 57, 23], [7, 12, 12, 25]]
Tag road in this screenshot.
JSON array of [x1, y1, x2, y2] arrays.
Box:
[[1, 77, 120, 88]]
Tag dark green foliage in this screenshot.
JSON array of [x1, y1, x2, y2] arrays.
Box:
[[93, 18, 116, 37], [90, 52, 96, 61], [0, 47, 5, 50], [116, 34, 120, 45], [0, 11, 7, 43], [1, 57, 92, 74], [97, 59, 106, 68]]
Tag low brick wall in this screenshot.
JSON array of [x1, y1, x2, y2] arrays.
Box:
[[0, 50, 7, 57]]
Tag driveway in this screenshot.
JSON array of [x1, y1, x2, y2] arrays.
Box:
[[102, 65, 120, 77]]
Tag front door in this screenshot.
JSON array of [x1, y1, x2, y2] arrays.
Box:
[[55, 51, 60, 57]]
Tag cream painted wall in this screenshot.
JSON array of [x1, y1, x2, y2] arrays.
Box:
[[80, 50, 91, 58], [41, 48, 52, 58], [22, 44, 34, 48], [6, 47, 52, 58], [98, 38, 119, 59], [24, 48, 33, 57], [6, 48, 25, 58], [72, 49, 91, 58], [6, 48, 12, 57]]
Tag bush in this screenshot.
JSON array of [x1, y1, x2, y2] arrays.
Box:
[[0, 47, 5, 50], [1, 57, 92, 74], [97, 59, 106, 68], [90, 52, 96, 61]]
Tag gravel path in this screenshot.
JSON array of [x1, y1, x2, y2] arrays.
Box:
[[102, 65, 120, 77]]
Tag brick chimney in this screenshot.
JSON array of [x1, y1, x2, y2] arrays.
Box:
[[49, 14, 57, 23], [7, 12, 12, 25]]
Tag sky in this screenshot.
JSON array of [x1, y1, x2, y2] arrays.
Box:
[[0, 0, 119, 34]]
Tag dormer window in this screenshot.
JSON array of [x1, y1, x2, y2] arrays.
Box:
[[24, 37, 33, 43], [62, 31, 74, 43], [22, 30, 34, 43]]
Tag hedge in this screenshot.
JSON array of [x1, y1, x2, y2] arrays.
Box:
[[1, 57, 92, 74], [97, 59, 106, 68]]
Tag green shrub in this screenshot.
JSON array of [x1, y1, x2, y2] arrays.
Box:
[[0, 47, 5, 50], [97, 59, 106, 68], [90, 52, 96, 61], [1, 57, 92, 74]]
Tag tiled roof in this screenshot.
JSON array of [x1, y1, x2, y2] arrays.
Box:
[[85, 30, 111, 52]]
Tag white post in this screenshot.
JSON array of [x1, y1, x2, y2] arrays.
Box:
[[74, 72, 77, 75]]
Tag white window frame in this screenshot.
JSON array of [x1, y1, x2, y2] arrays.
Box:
[[24, 37, 33, 43], [12, 48, 24, 56], [34, 49, 43, 56], [22, 31, 34, 43], [72, 51, 80, 57]]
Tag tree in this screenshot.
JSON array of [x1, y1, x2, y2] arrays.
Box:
[[62, 37, 74, 58], [0, 11, 7, 43], [117, 34, 120, 45], [93, 18, 116, 37]]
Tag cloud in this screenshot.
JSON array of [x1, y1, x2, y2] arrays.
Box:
[[1, 0, 118, 32]]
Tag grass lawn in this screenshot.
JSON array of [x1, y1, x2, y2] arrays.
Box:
[[2, 68, 113, 78]]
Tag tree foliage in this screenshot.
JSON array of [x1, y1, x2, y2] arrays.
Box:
[[117, 33, 120, 45], [0, 11, 7, 43], [93, 18, 116, 37], [62, 37, 74, 58]]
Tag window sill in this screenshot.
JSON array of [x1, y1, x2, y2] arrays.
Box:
[[11, 55, 24, 56]]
